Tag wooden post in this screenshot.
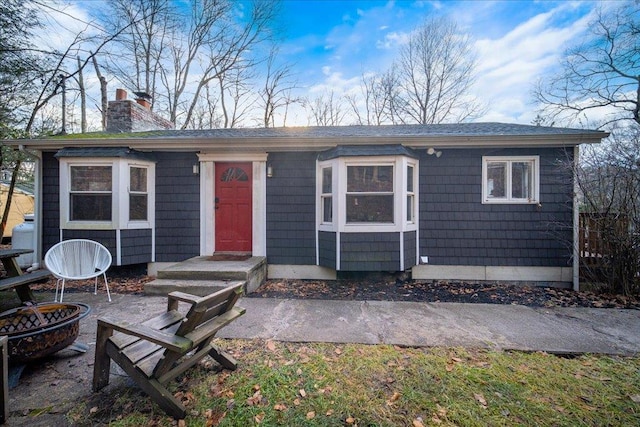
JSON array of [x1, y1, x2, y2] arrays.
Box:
[[0, 336, 8, 424]]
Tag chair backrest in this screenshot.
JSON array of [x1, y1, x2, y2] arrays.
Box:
[[153, 283, 244, 377], [44, 239, 112, 280]]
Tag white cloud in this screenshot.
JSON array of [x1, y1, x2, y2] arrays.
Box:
[[375, 31, 410, 49], [471, 2, 597, 124]]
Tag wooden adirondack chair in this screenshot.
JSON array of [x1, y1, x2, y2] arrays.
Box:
[[92, 283, 245, 419]]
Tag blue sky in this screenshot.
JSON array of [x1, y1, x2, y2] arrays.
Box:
[[265, 0, 604, 125], [44, 0, 610, 128]]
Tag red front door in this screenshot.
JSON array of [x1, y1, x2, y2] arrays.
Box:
[[215, 162, 252, 252]]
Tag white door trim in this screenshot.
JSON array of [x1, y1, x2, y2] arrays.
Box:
[[198, 154, 267, 256]]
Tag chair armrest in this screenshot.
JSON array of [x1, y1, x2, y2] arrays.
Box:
[[186, 306, 246, 345], [167, 291, 201, 304], [97, 317, 193, 353]]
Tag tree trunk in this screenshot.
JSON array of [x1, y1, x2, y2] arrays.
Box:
[[78, 56, 87, 133], [92, 55, 108, 131], [0, 160, 22, 237]]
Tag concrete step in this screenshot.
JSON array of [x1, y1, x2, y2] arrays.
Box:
[[157, 269, 247, 281], [155, 256, 267, 293], [144, 279, 245, 297]]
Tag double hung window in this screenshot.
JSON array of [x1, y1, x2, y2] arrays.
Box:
[[346, 165, 394, 223], [69, 166, 112, 220], [482, 156, 539, 203], [129, 166, 148, 221], [321, 167, 333, 224]]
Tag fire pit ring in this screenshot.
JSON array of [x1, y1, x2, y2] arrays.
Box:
[[0, 302, 91, 363]]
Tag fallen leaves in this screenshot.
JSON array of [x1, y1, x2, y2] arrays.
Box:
[[430, 404, 448, 424], [474, 393, 488, 408], [386, 391, 401, 406], [250, 279, 640, 309], [246, 385, 267, 407]]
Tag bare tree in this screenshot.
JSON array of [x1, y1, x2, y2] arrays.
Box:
[[214, 66, 257, 129], [535, 3, 640, 295], [534, 3, 640, 127], [103, 0, 173, 104], [92, 54, 108, 130], [394, 17, 483, 124], [577, 126, 640, 295], [259, 46, 300, 127], [305, 91, 348, 126], [347, 70, 400, 125]]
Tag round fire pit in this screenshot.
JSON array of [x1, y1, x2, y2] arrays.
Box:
[[0, 302, 90, 363]]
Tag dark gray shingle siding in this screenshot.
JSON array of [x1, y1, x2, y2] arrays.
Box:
[[340, 232, 401, 271], [61, 229, 117, 260], [121, 229, 152, 264], [42, 152, 60, 253], [403, 231, 417, 268], [418, 147, 573, 267], [318, 231, 336, 269], [154, 152, 200, 262], [266, 152, 317, 265]]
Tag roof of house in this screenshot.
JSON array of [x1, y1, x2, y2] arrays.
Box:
[[0, 180, 35, 195], [12, 123, 608, 152]]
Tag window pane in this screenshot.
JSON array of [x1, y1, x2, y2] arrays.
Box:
[[407, 166, 414, 192], [407, 195, 414, 222], [322, 197, 332, 223], [347, 166, 393, 192], [221, 167, 248, 182], [511, 162, 531, 199], [346, 195, 393, 223], [322, 167, 332, 193], [70, 194, 111, 220], [487, 162, 506, 198], [71, 166, 112, 191], [130, 194, 148, 220], [130, 167, 147, 192]]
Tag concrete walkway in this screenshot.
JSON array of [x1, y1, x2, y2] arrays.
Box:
[[220, 298, 640, 355], [6, 292, 640, 425]]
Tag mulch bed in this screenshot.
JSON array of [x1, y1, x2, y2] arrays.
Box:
[[248, 278, 640, 309], [6, 263, 639, 309]]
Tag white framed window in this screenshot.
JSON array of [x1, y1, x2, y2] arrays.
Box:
[[321, 166, 333, 224], [317, 155, 418, 233], [69, 165, 112, 221], [482, 156, 539, 204], [346, 165, 394, 223], [129, 166, 148, 221], [406, 165, 415, 223], [60, 158, 155, 229]]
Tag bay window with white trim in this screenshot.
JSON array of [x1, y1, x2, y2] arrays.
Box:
[[482, 156, 539, 204], [60, 158, 155, 229], [318, 156, 418, 232]]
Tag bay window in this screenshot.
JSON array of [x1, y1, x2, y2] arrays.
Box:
[[59, 152, 155, 229], [318, 151, 418, 232]]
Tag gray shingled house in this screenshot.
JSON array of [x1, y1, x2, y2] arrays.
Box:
[[12, 93, 607, 291]]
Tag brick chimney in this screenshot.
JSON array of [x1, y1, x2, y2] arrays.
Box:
[[106, 89, 174, 133]]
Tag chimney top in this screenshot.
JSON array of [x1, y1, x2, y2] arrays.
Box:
[[115, 88, 127, 100], [134, 91, 152, 101]]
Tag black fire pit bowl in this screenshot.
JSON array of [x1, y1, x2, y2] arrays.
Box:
[[0, 302, 91, 363]]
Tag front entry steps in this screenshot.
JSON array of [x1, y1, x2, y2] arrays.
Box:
[[145, 256, 267, 297]]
